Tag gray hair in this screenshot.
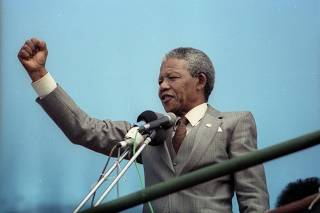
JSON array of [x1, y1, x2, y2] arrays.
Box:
[[162, 47, 215, 100]]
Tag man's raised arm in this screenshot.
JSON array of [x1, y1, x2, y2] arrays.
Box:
[[17, 38, 131, 157]]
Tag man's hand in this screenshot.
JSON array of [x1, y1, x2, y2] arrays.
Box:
[[18, 38, 48, 82]]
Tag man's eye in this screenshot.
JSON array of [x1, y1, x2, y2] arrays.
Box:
[[168, 76, 179, 80]]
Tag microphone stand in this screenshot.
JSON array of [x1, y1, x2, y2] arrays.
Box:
[[94, 131, 156, 207], [73, 148, 130, 213]]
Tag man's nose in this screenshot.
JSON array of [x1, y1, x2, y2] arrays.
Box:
[[159, 79, 170, 91]]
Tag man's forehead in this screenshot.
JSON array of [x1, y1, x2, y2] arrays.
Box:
[[160, 58, 188, 72]]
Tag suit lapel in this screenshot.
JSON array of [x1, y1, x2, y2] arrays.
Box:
[[177, 106, 222, 174]]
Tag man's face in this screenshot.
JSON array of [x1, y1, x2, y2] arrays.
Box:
[[158, 58, 203, 116]]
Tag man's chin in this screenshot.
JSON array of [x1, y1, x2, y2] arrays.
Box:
[[163, 106, 179, 115], [162, 104, 175, 113]]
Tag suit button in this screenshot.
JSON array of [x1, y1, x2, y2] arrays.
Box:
[[173, 162, 177, 166]]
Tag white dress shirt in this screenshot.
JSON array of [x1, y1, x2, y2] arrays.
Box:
[[180, 103, 208, 135], [32, 73, 57, 98]]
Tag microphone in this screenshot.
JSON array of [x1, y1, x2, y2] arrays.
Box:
[[118, 110, 176, 148], [138, 112, 177, 132], [137, 110, 176, 146], [117, 126, 145, 148]]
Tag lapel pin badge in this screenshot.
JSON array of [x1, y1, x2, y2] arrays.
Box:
[[205, 123, 212, 127]]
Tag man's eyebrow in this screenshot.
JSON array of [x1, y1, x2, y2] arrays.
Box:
[[167, 72, 182, 76], [165, 70, 181, 75]]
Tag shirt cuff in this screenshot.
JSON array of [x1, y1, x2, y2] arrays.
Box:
[[31, 72, 57, 98]]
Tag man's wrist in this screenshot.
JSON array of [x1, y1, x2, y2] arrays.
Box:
[[29, 67, 48, 82]]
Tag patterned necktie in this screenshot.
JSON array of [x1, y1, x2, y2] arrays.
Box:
[[172, 116, 188, 153]]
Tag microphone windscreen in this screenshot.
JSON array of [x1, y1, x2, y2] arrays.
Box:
[[137, 110, 158, 123]]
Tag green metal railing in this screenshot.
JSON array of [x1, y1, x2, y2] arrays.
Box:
[[83, 130, 320, 213]]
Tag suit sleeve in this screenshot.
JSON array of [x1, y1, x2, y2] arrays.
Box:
[[229, 112, 269, 213], [36, 85, 132, 156]]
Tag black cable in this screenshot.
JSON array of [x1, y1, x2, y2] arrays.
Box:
[[90, 144, 118, 207]]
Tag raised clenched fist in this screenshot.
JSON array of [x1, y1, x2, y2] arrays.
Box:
[[18, 38, 48, 82]]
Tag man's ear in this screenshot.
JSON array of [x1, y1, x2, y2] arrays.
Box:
[[196, 73, 207, 91]]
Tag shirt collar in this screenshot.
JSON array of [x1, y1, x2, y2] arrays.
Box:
[[184, 103, 208, 126]]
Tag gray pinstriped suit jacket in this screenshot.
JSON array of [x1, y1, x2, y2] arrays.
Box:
[[37, 85, 269, 213]]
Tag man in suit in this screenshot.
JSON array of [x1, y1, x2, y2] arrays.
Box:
[[18, 38, 269, 212]]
